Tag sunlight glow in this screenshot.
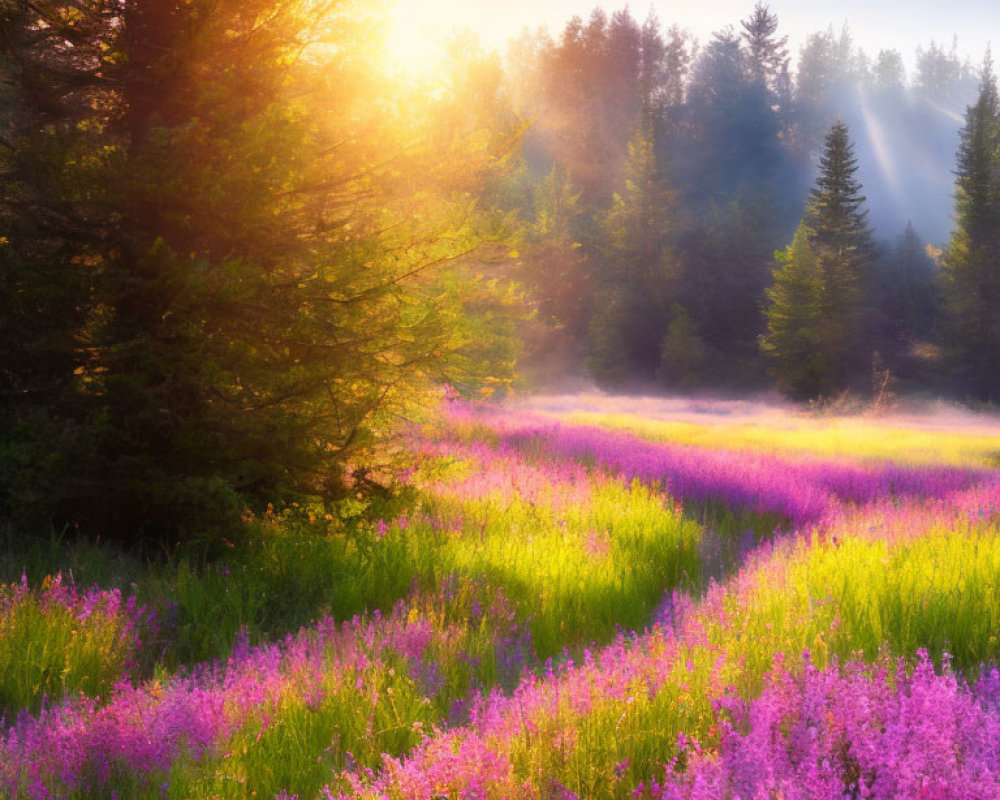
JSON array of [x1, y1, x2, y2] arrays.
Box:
[[381, 0, 447, 80]]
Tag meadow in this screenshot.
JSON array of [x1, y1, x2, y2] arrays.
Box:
[[3, 395, 1000, 799]]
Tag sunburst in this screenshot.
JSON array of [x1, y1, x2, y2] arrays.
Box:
[[379, 0, 448, 80]]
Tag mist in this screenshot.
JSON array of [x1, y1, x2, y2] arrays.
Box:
[[518, 391, 1000, 435], [817, 69, 978, 245]]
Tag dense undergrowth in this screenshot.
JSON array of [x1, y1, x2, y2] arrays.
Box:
[[2, 399, 1000, 799]]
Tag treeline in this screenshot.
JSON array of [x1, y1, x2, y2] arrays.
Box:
[[501, 3, 990, 400]]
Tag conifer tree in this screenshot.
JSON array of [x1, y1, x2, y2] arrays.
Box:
[[741, 2, 791, 110], [589, 119, 679, 382], [879, 222, 937, 342], [794, 28, 857, 156], [803, 119, 875, 385], [940, 55, 1000, 401], [761, 121, 873, 398], [674, 8, 795, 385], [0, 0, 116, 528], [759, 222, 828, 398]]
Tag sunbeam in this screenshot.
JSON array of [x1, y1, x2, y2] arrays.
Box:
[[859, 90, 906, 222], [922, 96, 966, 125]]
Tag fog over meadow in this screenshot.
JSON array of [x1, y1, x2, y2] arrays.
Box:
[[517, 391, 1000, 436]]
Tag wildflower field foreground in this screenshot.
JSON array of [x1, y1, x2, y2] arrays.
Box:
[[4, 396, 1000, 799]]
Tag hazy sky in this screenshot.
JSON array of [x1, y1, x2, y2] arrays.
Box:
[[389, 0, 999, 73]]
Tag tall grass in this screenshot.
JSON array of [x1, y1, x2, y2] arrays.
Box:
[[440, 404, 995, 527], [0, 576, 535, 800], [0, 574, 151, 716], [421, 466, 702, 656], [0, 431, 707, 798]]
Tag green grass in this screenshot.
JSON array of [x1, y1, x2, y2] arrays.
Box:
[[0, 578, 144, 716], [419, 475, 702, 658], [170, 662, 434, 800], [5, 410, 1000, 800], [0, 456, 704, 722]]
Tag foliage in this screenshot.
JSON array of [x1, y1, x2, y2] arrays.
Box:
[[0, 574, 151, 716], [657, 304, 707, 389], [940, 55, 1000, 401], [762, 121, 875, 398], [760, 223, 828, 398], [499, 2, 984, 397], [519, 8, 686, 207], [588, 121, 680, 382], [512, 165, 591, 375], [880, 222, 937, 339], [793, 27, 860, 155], [869, 222, 938, 381], [3, 402, 1000, 798], [804, 121, 875, 333], [658, 652, 1000, 799], [0, 0, 525, 541], [676, 199, 782, 380], [348, 407, 1000, 800]]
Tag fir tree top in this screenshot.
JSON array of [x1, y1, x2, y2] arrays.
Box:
[[805, 120, 873, 261], [741, 2, 789, 88], [953, 52, 999, 241]]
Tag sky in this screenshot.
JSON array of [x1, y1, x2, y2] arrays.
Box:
[[387, 0, 1000, 74]]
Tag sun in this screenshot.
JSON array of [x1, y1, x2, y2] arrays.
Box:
[[380, 0, 447, 80]]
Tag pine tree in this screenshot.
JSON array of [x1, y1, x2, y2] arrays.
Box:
[[658, 303, 707, 388], [0, 0, 116, 527], [803, 119, 875, 384], [915, 38, 972, 106], [883, 222, 937, 340], [759, 222, 828, 398], [668, 6, 795, 384], [871, 50, 906, 96], [940, 55, 1000, 401], [761, 121, 873, 398], [794, 28, 857, 156]]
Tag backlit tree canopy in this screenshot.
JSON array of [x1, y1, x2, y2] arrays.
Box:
[[0, 0, 524, 540]]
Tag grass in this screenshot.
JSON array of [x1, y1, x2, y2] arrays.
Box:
[[2, 400, 1000, 799], [421, 473, 702, 657], [349, 506, 1000, 800], [0, 574, 150, 717]]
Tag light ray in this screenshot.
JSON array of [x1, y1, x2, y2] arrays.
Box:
[[921, 97, 965, 125], [858, 90, 906, 213]]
